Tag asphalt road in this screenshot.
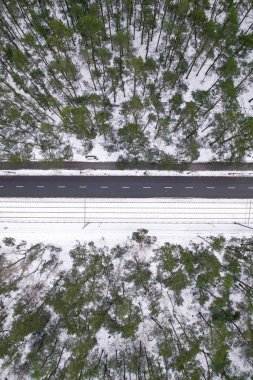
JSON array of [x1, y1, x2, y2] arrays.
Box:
[[0, 176, 253, 198]]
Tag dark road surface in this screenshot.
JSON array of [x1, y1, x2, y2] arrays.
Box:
[[0, 176, 253, 198]]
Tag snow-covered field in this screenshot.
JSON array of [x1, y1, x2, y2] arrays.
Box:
[[1, 198, 253, 225], [1, 198, 253, 248]]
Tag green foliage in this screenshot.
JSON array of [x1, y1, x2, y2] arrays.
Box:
[[2, 237, 15, 247], [157, 154, 173, 169], [61, 105, 96, 139], [212, 307, 240, 324], [118, 122, 148, 150], [173, 341, 200, 371], [209, 235, 226, 251], [212, 344, 231, 374], [223, 273, 234, 289], [165, 268, 189, 292], [156, 243, 178, 272], [132, 228, 156, 246], [124, 259, 152, 290], [49, 58, 77, 81], [11, 308, 51, 341]]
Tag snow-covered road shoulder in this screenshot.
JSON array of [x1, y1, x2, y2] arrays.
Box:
[[1, 198, 253, 245], [1, 169, 253, 177]]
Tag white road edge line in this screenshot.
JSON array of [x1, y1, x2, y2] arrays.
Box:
[[185, 187, 194, 189], [248, 187, 253, 189], [36, 186, 45, 188], [79, 186, 87, 188], [16, 186, 24, 188], [0, 186, 4, 188], [228, 187, 235, 189], [206, 187, 215, 189], [100, 186, 108, 189], [143, 186, 151, 189], [121, 186, 130, 189], [57, 186, 66, 188], [164, 186, 173, 189]]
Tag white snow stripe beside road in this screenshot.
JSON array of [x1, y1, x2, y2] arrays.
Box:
[[0, 198, 253, 226], [1, 169, 253, 177]]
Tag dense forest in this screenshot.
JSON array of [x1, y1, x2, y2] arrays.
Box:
[[0, 0, 252, 163], [0, 231, 253, 379]]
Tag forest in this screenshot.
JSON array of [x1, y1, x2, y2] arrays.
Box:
[[0, 0, 252, 163], [0, 230, 253, 379]]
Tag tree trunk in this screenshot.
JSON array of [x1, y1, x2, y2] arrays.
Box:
[[235, 67, 253, 90], [106, 2, 113, 50], [155, 3, 167, 52], [145, 29, 150, 59]]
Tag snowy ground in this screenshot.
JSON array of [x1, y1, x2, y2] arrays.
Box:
[[1, 198, 252, 248], [1, 169, 253, 177], [70, 138, 253, 163]]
